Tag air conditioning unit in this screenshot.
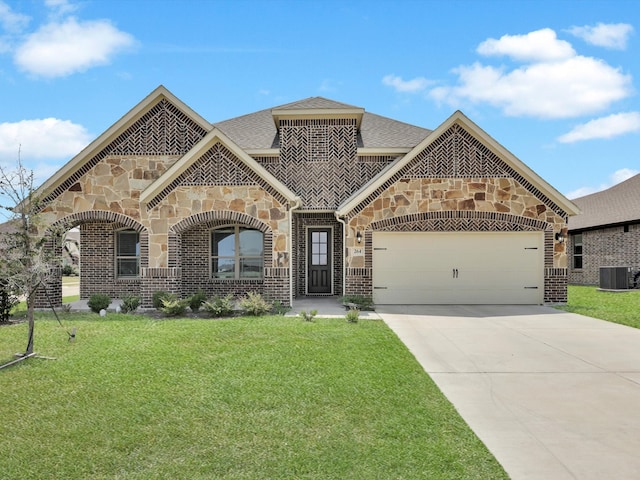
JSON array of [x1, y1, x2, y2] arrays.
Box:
[[599, 266, 631, 290]]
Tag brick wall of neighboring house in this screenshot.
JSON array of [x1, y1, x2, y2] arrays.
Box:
[[569, 224, 640, 285]]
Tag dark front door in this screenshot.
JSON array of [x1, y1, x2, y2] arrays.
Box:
[[308, 228, 332, 294]]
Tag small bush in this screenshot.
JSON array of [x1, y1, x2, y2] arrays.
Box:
[[0, 279, 18, 324], [160, 297, 188, 317], [238, 292, 272, 316], [271, 299, 290, 315], [188, 289, 207, 312], [299, 309, 318, 322], [340, 295, 374, 311], [61, 264, 77, 276], [120, 294, 140, 314], [88, 293, 111, 314], [153, 290, 172, 310], [345, 309, 360, 323], [202, 294, 235, 317]]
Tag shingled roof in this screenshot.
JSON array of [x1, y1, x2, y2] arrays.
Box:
[[568, 173, 640, 231], [213, 97, 431, 150]]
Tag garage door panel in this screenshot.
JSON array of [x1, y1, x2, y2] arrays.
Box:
[[373, 232, 543, 305]]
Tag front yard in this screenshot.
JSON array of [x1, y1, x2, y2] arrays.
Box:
[[0, 314, 507, 480], [557, 285, 640, 329]]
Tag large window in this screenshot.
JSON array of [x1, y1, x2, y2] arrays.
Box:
[[572, 233, 583, 269], [116, 229, 140, 277], [211, 226, 263, 279]]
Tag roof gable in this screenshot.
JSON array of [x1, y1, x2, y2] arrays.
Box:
[[337, 110, 580, 218], [37, 85, 212, 205], [140, 128, 299, 209], [568, 173, 640, 230]]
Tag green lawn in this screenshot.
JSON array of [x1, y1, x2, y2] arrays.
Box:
[[0, 314, 507, 480], [557, 285, 640, 328]]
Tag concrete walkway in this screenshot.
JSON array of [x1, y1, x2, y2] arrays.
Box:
[[378, 305, 640, 480]]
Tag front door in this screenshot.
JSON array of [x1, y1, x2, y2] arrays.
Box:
[[307, 228, 332, 294]]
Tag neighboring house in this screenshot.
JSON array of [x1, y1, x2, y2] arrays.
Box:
[[62, 229, 79, 268], [33, 86, 578, 308], [568, 174, 640, 286]]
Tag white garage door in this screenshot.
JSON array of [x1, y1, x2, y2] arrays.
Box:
[[372, 232, 544, 305]]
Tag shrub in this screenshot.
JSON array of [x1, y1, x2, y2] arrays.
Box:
[[152, 290, 172, 310], [120, 294, 140, 314], [160, 297, 188, 317], [271, 299, 290, 315], [238, 292, 272, 316], [61, 264, 77, 276], [299, 309, 318, 322], [0, 279, 18, 324], [340, 295, 374, 311], [345, 309, 360, 323], [87, 293, 111, 314], [202, 294, 235, 317], [188, 289, 207, 312]]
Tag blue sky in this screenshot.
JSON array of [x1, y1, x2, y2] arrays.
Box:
[[0, 0, 638, 199]]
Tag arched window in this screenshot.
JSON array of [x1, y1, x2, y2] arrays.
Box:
[[116, 229, 140, 278], [211, 226, 263, 279]]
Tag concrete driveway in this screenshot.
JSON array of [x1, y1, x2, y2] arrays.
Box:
[[378, 305, 640, 480]]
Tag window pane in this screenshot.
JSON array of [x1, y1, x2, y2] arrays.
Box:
[[240, 258, 262, 278], [118, 231, 139, 256], [212, 258, 235, 278], [238, 229, 263, 256], [574, 256, 583, 269], [312, 231, 319, 242], [117, 258, 139, 277], [212, 229, 235, 256]]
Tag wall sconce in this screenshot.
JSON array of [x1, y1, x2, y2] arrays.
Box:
[[356, 231, 362, 243], [555, 232, 565, 243]]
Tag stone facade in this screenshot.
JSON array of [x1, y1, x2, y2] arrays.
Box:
[[34, 88, 575, 308]]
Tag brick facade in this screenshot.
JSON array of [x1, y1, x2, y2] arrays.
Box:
[[569, 224, 640, 285]]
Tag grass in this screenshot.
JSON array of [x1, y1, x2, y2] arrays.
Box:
[[0, 313, 507, 480], [557, 285, 640, 328]]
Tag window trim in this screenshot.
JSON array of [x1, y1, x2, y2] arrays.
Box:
[[572, 233, 583, 270], [210, 224, 264, 280], [115, 228, 140, 278]]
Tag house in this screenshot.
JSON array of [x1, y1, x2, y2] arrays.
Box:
[[568, 174, 640, 286], [33, 86, 579, 308]]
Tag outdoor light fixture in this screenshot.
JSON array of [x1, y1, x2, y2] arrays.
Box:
[[555, 232, 565, 243], [356, 231, 362, 243]]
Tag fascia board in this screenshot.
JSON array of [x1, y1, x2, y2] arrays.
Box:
[[35, 85, 212, 199], [337, 110, 580, 217], [140, 127, 299, 205]]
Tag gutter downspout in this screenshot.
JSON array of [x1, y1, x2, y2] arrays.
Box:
[[334, 212, 347, 298], [289, 197, 302, 307]]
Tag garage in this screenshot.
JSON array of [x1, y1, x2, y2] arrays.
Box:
[[372, 231, 544, 305]]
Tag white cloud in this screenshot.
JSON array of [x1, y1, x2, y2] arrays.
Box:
[[566, 168, 640, 199], [557, 112, 640, 143], [45, 0, 79, 16], [0, 1, 29, 33], [568, 23, 633, 49], [429, 27, 632, 119], [430, 56, 631, 118], [477, 28, 575, 62], [382, 74, 431, 93], [14, 17, 135, 77], [0, 118, 92, 161]]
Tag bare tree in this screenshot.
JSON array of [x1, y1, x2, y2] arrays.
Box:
[[0, 149, 59, 355]]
